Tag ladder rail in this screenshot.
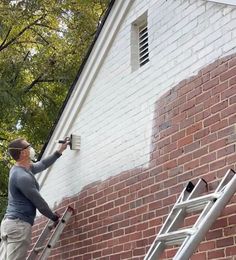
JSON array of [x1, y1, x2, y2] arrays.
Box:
[[27, 220, 55, 260], [38, 206, 74, 260], [174, 169, 236, 260], [26, 206, 74, 260], [144, 179, 207, 260]]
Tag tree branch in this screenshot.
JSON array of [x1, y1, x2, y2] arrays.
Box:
[[30, 28, 50, 46], [24, 76, 62, 93], [24, 74, 44, 93], [0, 27, 12, 50], [34, 23, 66, 34], [12, 51, 30, 85], [0, 14, 46, 52]]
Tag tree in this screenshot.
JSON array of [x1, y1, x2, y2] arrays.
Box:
[[0, 0, 109, 219]]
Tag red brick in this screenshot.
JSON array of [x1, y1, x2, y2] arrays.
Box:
[[210, 119, 228, 133], [209, 139, 227, 152], [212, 100, 229, 114], [208, 249, 225, 259], [229, 215, 236, 225], [201, 132, 217, 146], [229, 75, 236, 86], [178, 153, 192, 165], [221, 104, 236, 118], [180, 99, 196, 113], [163, 194, 176, 206], [192, 146, 208, 159], [221, 86, 236, 100], [170, 148, 184, 160], [206, 229, 223, 240], [187, 86, 202, 100], [203, 94, 220, 109], [177, 83, 194, 96], [204, 114, 220, 127], [225, 245, 236, 256], [184, 158, 200, 171], [218, 125, 235, 139], [157, 136, 171, 149], [191, 252, 207, 260], [211, 218, 228, 230], [163, 159, 177, 171], [180, 116, 195, 129], [193, 164, 209, 177], [178, 135, 193, 148], [120, 251, 133, 259], [187, 103, 204, 117], [163, 141, 177, 153], [165, 248, 178, 258], [203, 77, 219, 91], [220, 66, 236, 81], [216, 237, 234, 248], [171, 129, 185, 142], [212, 81, 228, 95], [210, 62, 228, 78], [228, 55, 236, 67], [168, 166, 184, 177], [195, 109, 211, 123], [210, 158, 226, 171], [172, 110, 187, 124], [198, 240, 215, 251], [224, 226, 236, 236], [195, 89, 212, 104], [217, 144, 235, 158], [156, 154, 170, 165], [194, 128, 210, 140], [229, 94, 236, 105], [186, 122, 202, 135]]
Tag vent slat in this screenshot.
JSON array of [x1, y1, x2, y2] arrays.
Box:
[[138, 23, 149, 67], [139, 43, 148, 52]]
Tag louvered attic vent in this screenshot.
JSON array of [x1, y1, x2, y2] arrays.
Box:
[[139, 23, 149, 67]]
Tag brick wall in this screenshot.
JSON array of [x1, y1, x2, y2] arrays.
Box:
[[39, 0, 236, 207], [31, 54, 236, 259]]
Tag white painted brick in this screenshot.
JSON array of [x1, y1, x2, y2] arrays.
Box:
[[40, 0, 236, 207]]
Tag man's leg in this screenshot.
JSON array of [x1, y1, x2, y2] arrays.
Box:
[[1, 218, 32, 260]]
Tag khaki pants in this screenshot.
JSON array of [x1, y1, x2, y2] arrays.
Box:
[[0, 218, 32, 260]]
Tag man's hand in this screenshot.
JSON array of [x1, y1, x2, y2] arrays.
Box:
[[52, 212, 61, 227], [57, 137, 70, 154]]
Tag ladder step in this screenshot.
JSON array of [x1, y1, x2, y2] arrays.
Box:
[[174, 193, 220, 212], [157, 228, 196, 246]]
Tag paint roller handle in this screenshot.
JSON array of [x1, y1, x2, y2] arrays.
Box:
[[58, 137, 70, 144]]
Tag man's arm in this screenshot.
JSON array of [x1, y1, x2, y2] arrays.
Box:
[[31, 140, 69, 174], [17, 173, 58, 221], [31, 151, 61, 174]]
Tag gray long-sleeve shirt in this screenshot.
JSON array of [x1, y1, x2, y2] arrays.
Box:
[[5, 151, 61, 225]]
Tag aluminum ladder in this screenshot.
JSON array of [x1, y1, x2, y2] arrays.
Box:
[[27, 206, 74, 260], [144, 169, 236, 260]]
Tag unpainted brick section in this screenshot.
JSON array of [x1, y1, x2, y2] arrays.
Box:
[[30, 56, 236, 259]]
